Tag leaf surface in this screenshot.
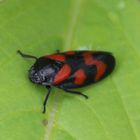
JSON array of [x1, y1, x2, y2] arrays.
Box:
[[0, 0, 140, 140]]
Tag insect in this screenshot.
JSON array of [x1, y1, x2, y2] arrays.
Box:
[[17, 50, 115, 113]]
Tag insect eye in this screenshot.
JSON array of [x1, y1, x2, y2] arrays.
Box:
[[29, 66, 35, 73]]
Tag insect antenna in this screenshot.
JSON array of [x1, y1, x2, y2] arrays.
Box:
[[17, 50, 38, 60]]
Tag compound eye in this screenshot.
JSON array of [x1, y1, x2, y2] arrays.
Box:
[[29, 66, 43, 84], [29, 66, 35, 73]]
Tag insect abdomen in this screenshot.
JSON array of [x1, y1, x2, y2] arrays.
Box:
[[49, 51, 115, 89]]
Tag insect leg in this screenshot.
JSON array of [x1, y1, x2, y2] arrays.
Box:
[[56, 49, 60, 53], [17, 50, 38, 60], [43, 86, 52, 113], [62, 89, 88, 99]]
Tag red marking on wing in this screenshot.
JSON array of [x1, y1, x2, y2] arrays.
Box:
[[64, 51, 76, 55], [53, 64, 71, 85], [46, 54, 66, 62], [74, 69, 86, 85], [83, 52, 106, 81]]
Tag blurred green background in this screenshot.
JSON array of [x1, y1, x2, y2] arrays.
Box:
[[0, 0, 140, 140]]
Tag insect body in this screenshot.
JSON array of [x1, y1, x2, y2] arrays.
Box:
[[17, 50, 115, 113]]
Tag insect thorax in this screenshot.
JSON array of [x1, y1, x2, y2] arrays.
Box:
[[28, 57, 63, 85]]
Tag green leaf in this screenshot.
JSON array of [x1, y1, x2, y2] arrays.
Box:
[[0, 0, 140, 140]]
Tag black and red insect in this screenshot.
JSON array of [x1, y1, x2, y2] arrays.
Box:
[[17, 50, 115, 113]]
